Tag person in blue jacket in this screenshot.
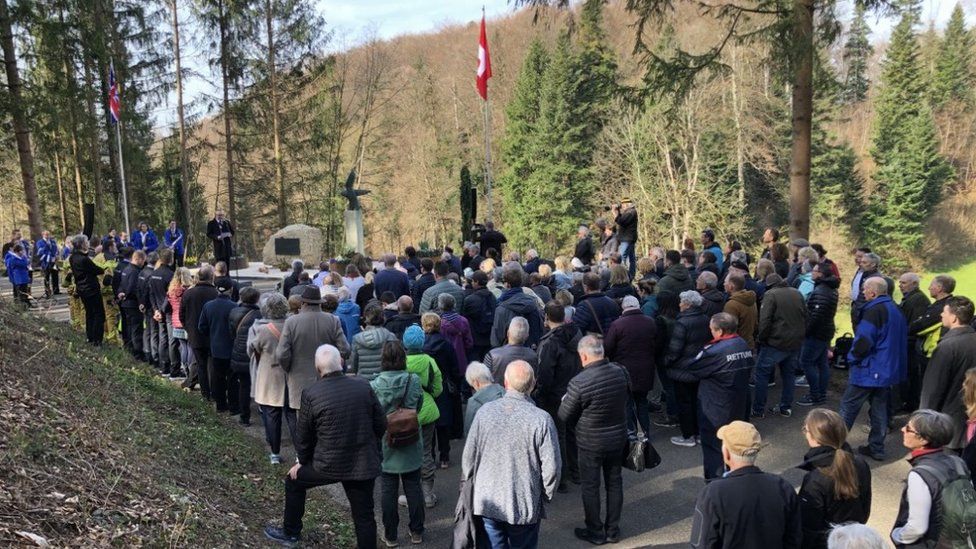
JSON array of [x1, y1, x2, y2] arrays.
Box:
[[164, 220, 186, 267], [4, 243, 31, 307], [198, 278, 239, 414], [840, 276, 907, 462], [131, 222, 159, 253], [36, 230, 61, 296]]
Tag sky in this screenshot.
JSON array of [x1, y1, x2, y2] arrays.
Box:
[[154, 0, 971, 130]]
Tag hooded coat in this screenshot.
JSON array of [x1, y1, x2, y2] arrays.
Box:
[[605, 309, 659, 392], [490, 288, 544, 348], [757, 281, 807, 352], [350, 326, 398, 380], [656, 263, 694, 297], [797, 444, 872, 549], [534, 323, 582, 409], [724, 290, 758, 349]]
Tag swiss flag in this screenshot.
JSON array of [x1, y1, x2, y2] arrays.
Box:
[[476, 14, 492, 101]]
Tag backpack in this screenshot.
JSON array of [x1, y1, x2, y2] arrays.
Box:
[[831, 333, 854, 369], [385, 375, 420, 448], [915, 456, 976, 549]]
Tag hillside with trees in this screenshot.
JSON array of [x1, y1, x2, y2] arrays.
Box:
[[1, 0, 974, 268]]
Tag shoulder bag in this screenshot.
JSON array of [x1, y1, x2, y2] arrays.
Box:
[[386, 376, 421, 448]]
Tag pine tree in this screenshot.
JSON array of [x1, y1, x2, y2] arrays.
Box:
[[842, 4, 872, 103], [459, 165, 473, 242], [931, 4, 972, 106], [867, 9, 953, 262], [574, 0, 618, 146]]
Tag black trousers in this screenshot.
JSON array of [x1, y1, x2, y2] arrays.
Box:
[[381, 469, 424, 540], [210, 357, 233, 411], [283, 467, 376, 549], [122, 307, 144, 359], [174, 251, 185, 268], [43, 267, 59, 295], [578, 447, 624, 539], [12, 283, 30, 308], [543, 401, 579, 483], [80, 292, 105, 344], [260, 404, 298, 454], [188, 346, 212, 400], [232, 369, 250, 422], [675, 380, 700, 439]]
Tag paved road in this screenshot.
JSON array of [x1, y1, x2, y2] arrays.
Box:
[[4, 275, 910, 548]]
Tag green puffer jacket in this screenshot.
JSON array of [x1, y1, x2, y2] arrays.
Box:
[[406, 352, 443, 426], [371, 371, 424, 473], [350, 327, 398, 380]]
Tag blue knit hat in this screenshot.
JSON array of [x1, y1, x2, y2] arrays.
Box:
[[403, 325, 425, 350]]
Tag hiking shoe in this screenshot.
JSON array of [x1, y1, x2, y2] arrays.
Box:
[[795, 375, 809, 387], [670, 436, 697, 447], [857, 445, 885, 462], [398, 495, 408, 507], [653, 415, 679, 428], [795, 395, 824, 407], [410, 531, 423, 545], [270, 454, 282, 465], [264, 526, 299, 547], [648, 401, 664, 414], [424, 493, 438, 508], [381, 535, 399, 547], [770, 406, 792, 418]]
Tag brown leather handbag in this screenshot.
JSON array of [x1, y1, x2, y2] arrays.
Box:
[[386, 376, 420, 448]]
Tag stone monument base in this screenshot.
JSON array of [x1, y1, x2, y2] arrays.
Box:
[[261, 224, 325, 267], [344, 210, 365, 255]]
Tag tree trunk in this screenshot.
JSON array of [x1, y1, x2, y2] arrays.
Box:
[[789, 0, 813, 240], [171, 0, 192, 247], [730, 44, 746, 208], [266, 0, 286, 228], [54, 149, 69, 236], [0, 0, 43, 239], [59, 8, 87, 229], [219, 0, 236, 222], [83, 55, 104, 230]]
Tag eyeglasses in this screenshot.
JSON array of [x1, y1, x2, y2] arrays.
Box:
[[903, 425, 917, 434]]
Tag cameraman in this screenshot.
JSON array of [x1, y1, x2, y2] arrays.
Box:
[[612, 198, 638, 279]]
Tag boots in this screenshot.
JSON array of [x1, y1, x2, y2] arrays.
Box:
[[422, 479, 437, 508]]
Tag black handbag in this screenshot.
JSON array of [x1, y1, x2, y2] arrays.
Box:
[[622, 401, 662, 472]]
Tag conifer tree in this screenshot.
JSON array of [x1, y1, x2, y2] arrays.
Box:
[[931, 4, 972, 106], [842, 4, 872, 103]]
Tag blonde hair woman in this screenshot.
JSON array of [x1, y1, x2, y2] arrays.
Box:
[[166, 267, 195, 380], [963, 369, 976, 484]]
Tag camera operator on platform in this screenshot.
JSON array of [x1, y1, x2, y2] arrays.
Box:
[[612, 198, 638, 280]]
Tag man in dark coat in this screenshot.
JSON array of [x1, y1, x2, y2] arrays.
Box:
[[117, 250, 147, 360], [670, 313, 754, 479], [180, 265, 219, 398], [850, 253, 893, 327], [206, 209, 234, 265], [572, 272, 621, 338], [605, 296, 658, 438], [490, 266, 544, 348], [908, 275, 955, 396], [690, 421, 801, 549], [484, 317, 539, 384], [477, 220, 507, 258], [612, 199, 638, 279], [920, 296, 976, 451], [753, 274, 807, 418], [149, 249, 175, 374], [461, 271, 497, 362], [797, 263, 839, 406], [898, 272, 931, 412], [657, 250, 693, 297], [198, 278, 239, 413], [665, 291, 712, 447], [228, 287, 262, 425], [535, 301, 582, 491], [282, 260, 304, 297], [574, 225, 596, 266], [696, 271, 726, 319], [410, 258, 436, 313], [384, 296, 421, 339], [137, 253, 159, 366], [265, 344, 385, 548], [559, 335, 631, 545], [374, 254, 410, 299]]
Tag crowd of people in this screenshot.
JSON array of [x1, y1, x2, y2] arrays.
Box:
[[5, 199, 976, 549]]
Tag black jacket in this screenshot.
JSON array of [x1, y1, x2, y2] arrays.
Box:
[[69, 250, 104, 298], [214, 275, 240, 303], [534, 324, 582, 408], [893, 451, 969, 549], [964, 432, 976, 486], [920, 326, 976, 449], [574, 236, 596, 265], [806, 274, 839, 342], [614, 209, 638, 243], [411, 272, 436, 313], [282, 271, 302, 297], [484, 344, 539, 385], [228, 303, 261, 373], [117, 262, 142, 309], [180, 282, 219, 348], [758, 281, 807, 351], [137, 265, 155, 311], [605, 309, 658, 393], [572, 292, 621, 337], [797, 445, 872, 549], [385, 312, 421, 340], [690, 466, 801, 549], [558, 359, 630, 453], [656, 263, 693, 297], [665, 307, 711, 369], [605, 283, 638, 303], [491, 289, 543, 348], [149, 265, 174, 314], [294, 372, 386, 480], [700, 288, 726, 319], [900, 289, 931, 339], [478, 229, 507, 256], [462, 287, 497, 347], [669, 335, 753, 427]]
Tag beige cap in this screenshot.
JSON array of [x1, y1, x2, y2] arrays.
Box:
[[717, 420, 763, 457]]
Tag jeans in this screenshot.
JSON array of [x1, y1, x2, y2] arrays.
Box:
[[166, 317, 181, 372], [753, 346, 798, 412], [578, 448, 624, 539], [618, 241, 637, 280], [675, 381, 699, 439], [628, 391, 650, 438], [122, 307, 144, 359], [210, 357, 234, 412], [657, 370, 680, 417], [840, 384, 889, 457], [80, 292, 105, 344], [482, 518, 540, 549], [260, 404, 298, 454], [799, 338, 830, 402], [282, 466, 376, 549], [381, 469, 424, 540], [543, 402, 578, 484]]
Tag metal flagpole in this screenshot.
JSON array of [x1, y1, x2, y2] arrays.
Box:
[[484, 96, 493, 223], [115, 121, 130, 236]]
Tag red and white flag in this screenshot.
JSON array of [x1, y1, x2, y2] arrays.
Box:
[[109, 62, 121, 124], [476, 14, 492, 101]]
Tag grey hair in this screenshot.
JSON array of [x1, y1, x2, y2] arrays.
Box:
[[71, 234, 88, 249], [578, 225, 590, 236], [314, 344, 343, 375], [383, 253, 396, 267], [932, 274, 956, 294], [727, 451, 758, 465], [578, 335, 604, 357], [826, 523, 887, 549], [465, 361, 494, 387], [679, 290, 703, 307], [899, 272, 921, 285], [337, 286, 351, 302], [729, 250, 747, 265], [437, 292, 456, 311], [507, 316, 529, 345], [798, 246, 820, 264], [525, 249, 538, 260], [908, 409, 955, 447], [468, 243, 480, 254], [861, 252, 881, 269], [197, 264, 214, 282], [801, 260, 815, 274], [710, 312, 738, 334], [260, 293, 289, 319], [504, 360, 535, 394], [863, 277, 888, 296], [698, 271, 718, 289], [292, 259, 304, 270]]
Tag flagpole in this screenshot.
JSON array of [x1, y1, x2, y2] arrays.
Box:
[[481, 6, 494, 223], [111, 58, 131, 236]]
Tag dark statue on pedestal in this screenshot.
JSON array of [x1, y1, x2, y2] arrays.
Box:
[[341, 169, 370, 211]]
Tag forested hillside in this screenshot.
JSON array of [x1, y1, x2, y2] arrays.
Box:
[[2, 0, 975, 268]]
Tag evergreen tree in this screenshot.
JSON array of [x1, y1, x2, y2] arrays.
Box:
[[867, 9, 953, 262], [842, 4, 872, 103], [459, 165, 473, 242], [575, 0, 618, 146], [931, 4, 972, 106]]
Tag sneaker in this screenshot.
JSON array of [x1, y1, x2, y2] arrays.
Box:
[[770, 406, 792, 418], [270, 454, 282, 465], [410, 532, 423, 545], [439, 460, 450, 469], [795, 395, 824, 407], [670, 436, 697, 447], [653, 415, 679, 428], [750, 409, 766, 419], [264, 526, 299, 547], [647, 401, 664, 414], [381, 535, 399, 547], [424, 493, 438, 508], [398, 495, 408, 507], [795, 375, 809, 387]]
